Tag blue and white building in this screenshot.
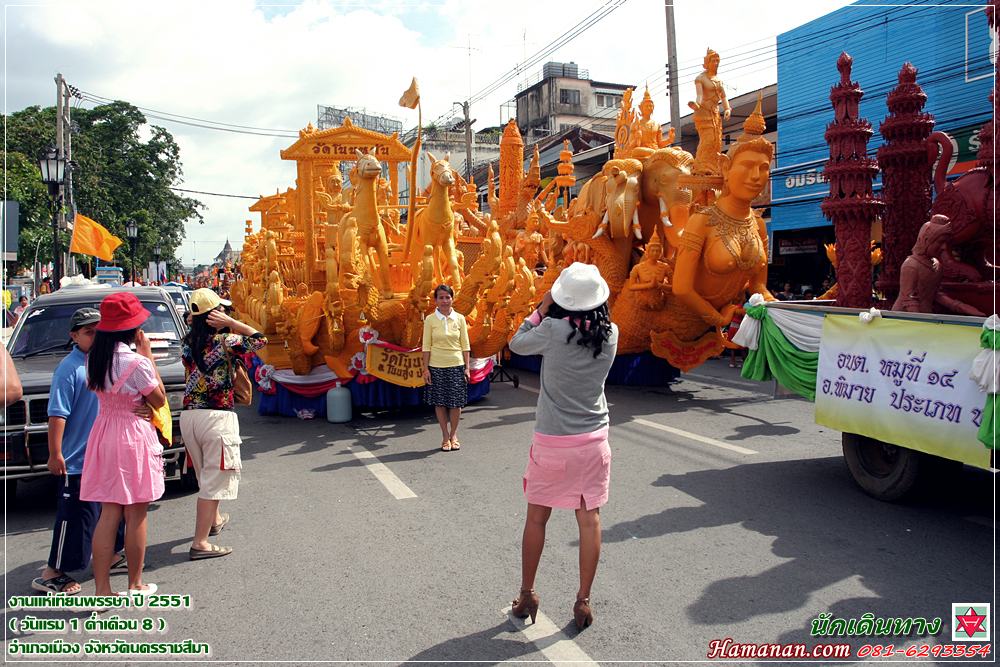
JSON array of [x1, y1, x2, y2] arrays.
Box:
[[770, 0, 995, 289]]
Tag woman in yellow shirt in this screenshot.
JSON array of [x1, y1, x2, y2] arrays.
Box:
[[421, 285, 471, 451]]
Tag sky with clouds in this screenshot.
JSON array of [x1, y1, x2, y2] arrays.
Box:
[[3, 0, 854, 267]]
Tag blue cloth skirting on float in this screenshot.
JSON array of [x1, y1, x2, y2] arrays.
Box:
[[506, 350, 678, 386], [256, 374, 490, 418]]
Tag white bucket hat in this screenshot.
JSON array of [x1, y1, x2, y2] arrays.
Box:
[[550, 262, 610, 312]]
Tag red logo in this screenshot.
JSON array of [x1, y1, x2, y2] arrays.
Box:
[[955, 607, 987, 638]]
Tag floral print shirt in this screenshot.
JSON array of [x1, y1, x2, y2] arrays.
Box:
[[182, 333, 267, 410]]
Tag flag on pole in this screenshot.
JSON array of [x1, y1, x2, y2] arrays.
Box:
[[398, 77, 420, 109], [70, 213, 123, 261]]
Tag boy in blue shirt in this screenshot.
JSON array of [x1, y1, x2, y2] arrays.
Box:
[[32, 308, 125, 594]]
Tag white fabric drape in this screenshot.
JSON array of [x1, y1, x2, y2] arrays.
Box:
[[731, 294, 825, 353], [767, 308, 824, 352], [969, 314, 1000, 394]]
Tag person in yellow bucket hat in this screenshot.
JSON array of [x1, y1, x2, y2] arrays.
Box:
[[180, 288, 266, 560]]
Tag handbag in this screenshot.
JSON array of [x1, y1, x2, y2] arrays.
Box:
[[225, 344, 253, 406]]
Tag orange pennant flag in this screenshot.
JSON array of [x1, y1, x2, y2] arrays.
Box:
[[398, 77, 420, 109], [70, 213, 123, 261]]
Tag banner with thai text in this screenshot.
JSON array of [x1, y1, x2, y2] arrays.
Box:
[[815, 315, 990, 469], [365, 343, 424, 387]]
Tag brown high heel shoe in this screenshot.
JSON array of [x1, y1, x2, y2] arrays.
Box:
[[511, 589, 539, 624], [573, 597, 593, 630]]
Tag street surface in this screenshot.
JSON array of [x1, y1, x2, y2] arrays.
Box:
[[3, 358, 995, 664]]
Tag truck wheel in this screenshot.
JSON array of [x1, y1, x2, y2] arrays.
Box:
[[842, 432, 922, 501]]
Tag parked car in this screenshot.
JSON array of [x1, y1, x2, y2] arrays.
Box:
[[3, 285, 190, 501], [162, 285, 191, 319]]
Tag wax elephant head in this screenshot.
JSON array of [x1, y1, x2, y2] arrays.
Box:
[[599, 158, 643, 240], [638, 146, 695, 246]]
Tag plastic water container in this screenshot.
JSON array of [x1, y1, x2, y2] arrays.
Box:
[[326, 383, 352, 423]]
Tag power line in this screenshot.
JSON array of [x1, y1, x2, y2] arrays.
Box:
[[77, 89, 298, 135], [169, 187, 260, 200]]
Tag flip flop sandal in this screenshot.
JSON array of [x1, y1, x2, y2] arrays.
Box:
[[31, 574, 81, 595], [117, 583, 157, 596], [209, 513, 230, 536], [189, 544, 233, 561], [450, 439, 461, 450], [110, 553, 128, 572], [441, 439, 453, 451]]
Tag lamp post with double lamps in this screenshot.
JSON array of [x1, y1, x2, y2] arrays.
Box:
[[126, 221, 139, 285], [37, 147, 66, 286]]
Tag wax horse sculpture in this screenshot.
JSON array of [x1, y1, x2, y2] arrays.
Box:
[[350, 149, 395, 299], [891, 215, 985, 316], [408, 151, 463, 290], [649, 96, 775, 370]]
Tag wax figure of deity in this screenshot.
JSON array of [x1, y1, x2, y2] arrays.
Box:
[[650, 100, 774, 370], [515, 204, 546, 270], [688, 48, 731, 174], [627, 87, 675, 153], [891, 215, 985, 316], [624, 231, 670, 310]]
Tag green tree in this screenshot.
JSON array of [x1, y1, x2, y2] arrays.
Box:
[[2, 101, 204, 274]]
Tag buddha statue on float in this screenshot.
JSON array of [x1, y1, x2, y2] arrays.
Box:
[[649, 97, 775, 370]]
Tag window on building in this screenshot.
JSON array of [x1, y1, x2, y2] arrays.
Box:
[[559, 123, 578, 132], [596, 93, 622, 108], [559, 89, 581, 105]]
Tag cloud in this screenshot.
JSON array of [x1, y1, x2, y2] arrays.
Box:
[[3, 0, 852, 266]]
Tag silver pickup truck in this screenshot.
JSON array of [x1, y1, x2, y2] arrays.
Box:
[[3, 285, 191, 502]]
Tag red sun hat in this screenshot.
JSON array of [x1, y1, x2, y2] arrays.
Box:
[[96, 292, 150, 332]]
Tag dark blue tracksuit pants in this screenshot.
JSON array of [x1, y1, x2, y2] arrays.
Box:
[[47, 475, 125, 572]]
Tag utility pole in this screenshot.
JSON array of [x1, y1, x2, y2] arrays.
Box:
[[456, 100, 474, 181], [664, 1, 681, 143], [54, 73, 75, 277]]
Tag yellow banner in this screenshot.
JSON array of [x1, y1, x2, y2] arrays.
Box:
[[815, 315, 990, 469], [365, 344, 424, 387]]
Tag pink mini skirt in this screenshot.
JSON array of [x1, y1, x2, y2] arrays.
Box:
[[522, 426, 611, 510]]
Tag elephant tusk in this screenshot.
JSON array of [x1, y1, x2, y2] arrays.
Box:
[[659, 197, 673, 227], [592, 211, 609, 239], [632, 210, 642, 240]]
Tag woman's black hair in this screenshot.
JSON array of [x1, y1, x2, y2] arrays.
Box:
[[433, 284, 454, 298], [545, 301, 613, 358], [87, 328, 139, 391], [183, 307, 219, 373]]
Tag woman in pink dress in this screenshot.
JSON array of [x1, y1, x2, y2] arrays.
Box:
[[80, 292, 167, 596]]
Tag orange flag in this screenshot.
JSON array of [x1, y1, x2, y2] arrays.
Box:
[[398, 77, 420, 109], [70, 213, 123, 261]]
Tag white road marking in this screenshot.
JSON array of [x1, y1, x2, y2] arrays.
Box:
[[350, 446, 417, 500], [632, 418, 758, 455], [519, 384, 540, 394], [506, 608, 599, 666]]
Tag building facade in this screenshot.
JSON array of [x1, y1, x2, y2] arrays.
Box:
[[770, 0, 995, 291], [514, 61, 631, 141]]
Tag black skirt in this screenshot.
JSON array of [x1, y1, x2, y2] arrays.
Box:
[[424, 365, 468, 408]]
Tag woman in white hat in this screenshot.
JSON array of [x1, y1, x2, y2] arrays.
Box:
[[507, 262, 618, 631]]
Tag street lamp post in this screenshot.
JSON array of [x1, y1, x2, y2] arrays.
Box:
[[126, 221, 138, 285], [153, 243, 162, 284], [37, 147, 66, 287]]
